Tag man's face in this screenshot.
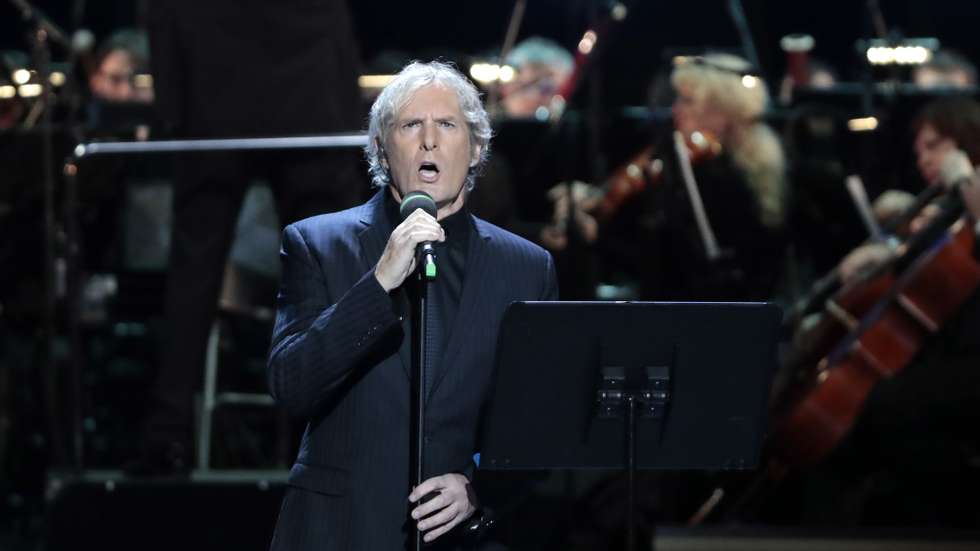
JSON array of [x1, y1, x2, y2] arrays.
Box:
[[502, 63, 568, 118], [90, 50, 135, 102], [914, 123, 957, 186], [383, 84, 479, 219]]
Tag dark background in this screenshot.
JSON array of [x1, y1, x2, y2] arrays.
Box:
[[4, 0, 980, 109]]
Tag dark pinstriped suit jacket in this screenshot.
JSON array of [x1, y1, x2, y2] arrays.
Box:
[[267, 190, 558, 550]]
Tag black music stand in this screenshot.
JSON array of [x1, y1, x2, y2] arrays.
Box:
[[479, 301, 781, 550]]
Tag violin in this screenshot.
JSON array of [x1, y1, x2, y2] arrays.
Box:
[[585, 130, 723, 222]]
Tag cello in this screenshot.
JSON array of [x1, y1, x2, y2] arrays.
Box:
[[690, 151, 980, 524]]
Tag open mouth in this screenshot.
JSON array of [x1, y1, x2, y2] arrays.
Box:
[[419, 161, 440, 182]]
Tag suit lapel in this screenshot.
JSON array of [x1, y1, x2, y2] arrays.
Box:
[[355, 190, 412, 380], [427, 217, 492, 403]]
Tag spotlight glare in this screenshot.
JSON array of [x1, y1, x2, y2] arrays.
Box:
[[578, 30, 597, 55], [469, 63, 501, 84], [358, 74, 395, 89], [18, 83, 42, 98], [13, 69, 30, 85], [611, 3, 628, 21], [848, 116, 879, 132]]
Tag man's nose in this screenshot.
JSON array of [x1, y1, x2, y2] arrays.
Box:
[[420, 123, 437, 151]]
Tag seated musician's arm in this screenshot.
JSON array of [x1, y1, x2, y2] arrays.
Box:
[[961, 175, 980, 258]]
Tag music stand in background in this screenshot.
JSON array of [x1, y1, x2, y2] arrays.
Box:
[[479, 301, 782, 551]]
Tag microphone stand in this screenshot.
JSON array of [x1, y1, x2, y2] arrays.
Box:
[[410, 259, 435, 551]]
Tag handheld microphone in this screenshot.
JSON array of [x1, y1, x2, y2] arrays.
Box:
[[399, 191, 438, 279]]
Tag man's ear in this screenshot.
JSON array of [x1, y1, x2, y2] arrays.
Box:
[[470, 144, 482, 168]]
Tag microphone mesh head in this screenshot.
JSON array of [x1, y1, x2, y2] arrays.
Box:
[[399, 191, 437, 220]]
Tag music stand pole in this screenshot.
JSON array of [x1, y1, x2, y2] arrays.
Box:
[[627, 395, 637, 551]]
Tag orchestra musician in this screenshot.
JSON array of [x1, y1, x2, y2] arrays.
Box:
[[543, 53, 788, 301], [787, 96, 980, 526], [126, 0, 365, 476]]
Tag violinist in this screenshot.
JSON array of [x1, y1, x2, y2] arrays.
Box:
[[544, 53, 787, 301], [498, 37, 574, 119], [466, 37, 575, 241]]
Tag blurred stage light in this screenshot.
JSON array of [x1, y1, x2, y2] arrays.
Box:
[[18, 83, 42, 97], [469, 63, 498, 84], [611, 3, 628, 21], [358, 74, 395, 89], [468, 63, 516, 84], [848, 116, 879, 132], [0, 85, 16, 99], [578, 30, 597, 55], [13, 68, 31, 85], [49, 71, 65, 86], [863, 38, 938, 66]]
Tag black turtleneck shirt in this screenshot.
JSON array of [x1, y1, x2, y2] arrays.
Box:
[[382, 190, 472, 363]]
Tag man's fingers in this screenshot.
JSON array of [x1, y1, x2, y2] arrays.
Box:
[[421, 509, 461, 542], [409, 475, 447, 503], [394, 218, 445, 245], [411, 491, 448, 519], [417, 500, 456, 530]]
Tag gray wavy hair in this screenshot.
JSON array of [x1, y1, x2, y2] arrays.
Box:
[[365, 60, 492, 191]]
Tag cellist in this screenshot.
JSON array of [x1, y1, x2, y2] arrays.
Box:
[[792, 96, 980, 526]]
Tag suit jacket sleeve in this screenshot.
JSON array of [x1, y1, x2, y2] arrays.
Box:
[[267, 223, 401, 419], [466, 247, 558, 484], [541, 252, 559, 301]]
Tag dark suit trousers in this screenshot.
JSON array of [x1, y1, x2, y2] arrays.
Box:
[[146, 151, 363, 443]]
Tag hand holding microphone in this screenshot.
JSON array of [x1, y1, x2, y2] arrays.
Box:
[[375, 191, 444, 293]]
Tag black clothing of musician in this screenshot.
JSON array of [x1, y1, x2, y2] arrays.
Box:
[[129, 0, 365, 475], [598, 132, 786, 301], [816, 235, 980, 527]]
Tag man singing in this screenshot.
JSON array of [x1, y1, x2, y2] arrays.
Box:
[[267, 61, 558, 550]]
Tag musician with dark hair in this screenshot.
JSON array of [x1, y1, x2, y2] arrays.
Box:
[[87, 28, 152, 103], [788, 95, 980, 527]]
